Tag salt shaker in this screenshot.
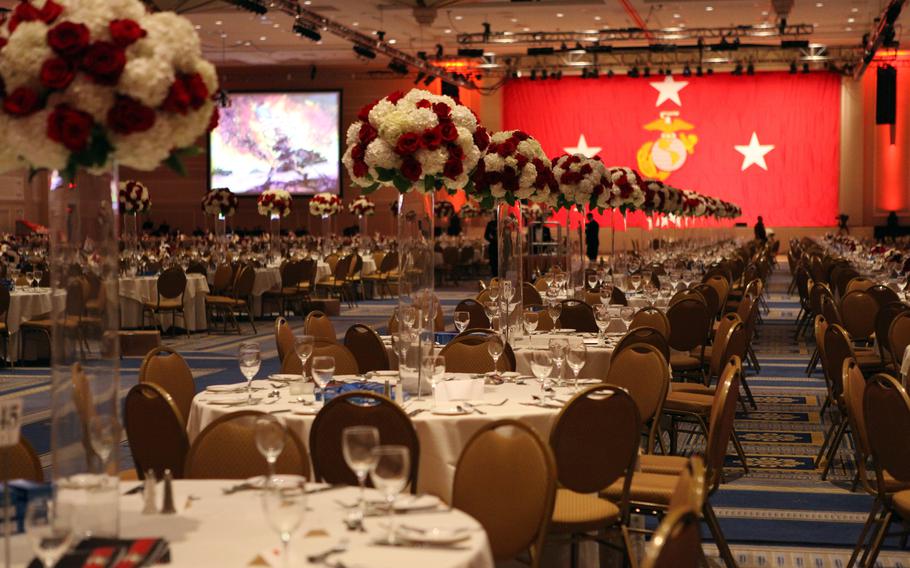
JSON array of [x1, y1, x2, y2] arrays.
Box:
[[141, 469, 157, 515], [160, 469, 177, 514]]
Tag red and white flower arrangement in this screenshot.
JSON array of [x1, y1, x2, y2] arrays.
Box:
[[434, 200, 455, 218], [257, 189, 292, 218], [681, 190, 708, 217], [552, 154, 606, 210], [521, 202, 546, 220], [597, 167, 646, 212], [309, 192, 342, 217], [663, 185, 685, 215], [117, 179, 150, 214], [459, 200, 482, 218], [0, 0, 219, 179], [642, 180, 670, 214], [201, 187, 238, 217], [348, 195, 375, 217], [342, 89, 488, 194], [470, 130, 556, 207]]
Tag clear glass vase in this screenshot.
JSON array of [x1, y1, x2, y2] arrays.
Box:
[[496, 202, 524, 343], [47, 165, 121, 538], [566, 205, 586, 296], [122, 213, 138, 262], [269, 213, 281, 265], [214, 213, 227, 264], [397, 191, 435, 396], [321, 215, 332, 256]]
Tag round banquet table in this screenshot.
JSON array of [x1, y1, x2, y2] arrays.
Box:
[[6, 480, 493, 568], [6, 287, 58, 362], [251, 267, 282, 317], [119, 274, 209, 331], [187, 375, 568, 501]]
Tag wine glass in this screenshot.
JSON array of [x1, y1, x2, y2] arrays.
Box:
[[488, 284, 500, 303], [88, 414, 121, 474], [400, 306, 418, 330], [555, 272, 568, 292], [567, 345, 587, 392], [369, 445, 411, 545], [523, 310, 539, 335], [594, 304, 610, 345], [239, 342, 261, 405], [586, 273, 598, 290], [454, 311, 470, 333], [255, 415, 287, 480], [422, 354, 446, 406], [34, 268, 43, 288], [547, 301, 562, 331], [294, 335, 315, 379], [261, 477, 307, 568], [342, 426, 379, 524], [26, 498, 73, 568], [548, 338, 568, 385], [530, 351, 554, 397], [501, 281, 513, 303], [630, 274, 642, 293], [487, 334, 505, 380], [25, 270, 34, 289], [620, 306, 635, 330], [311, 355, 335, 405]]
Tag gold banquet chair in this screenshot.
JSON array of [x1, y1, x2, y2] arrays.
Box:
[[124, 383, 189, 479], [138, 346, 196, 424]]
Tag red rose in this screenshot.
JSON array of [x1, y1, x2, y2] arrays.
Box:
[[580, 164, 592, 175], [432, 102, 451, 119], [47, 104, 94, 151], [358, 123, 377, 145], [81, 42, 125, 85], [38, 0, 63, 24], [8, 2, 39, 32], [2, 87, 41, 116], [394, 132, 420, 156], [496, 140, 516, 157], [207, 106, 220, 131], [185, 74, 209, 109], [162, 78, 191, 114], [400, 156, 422, 182], [107, 96, 155, 134], [386, 91, 405, 105], [0, 38, 6, 50], [352, 160, 368, 178], [109, 19, 146, 48], [439, 122, 458, 143], [447, 145, 464, 160], [443, 158, 463, 179], [47, 22, 90, 58], [351, 143, 365, 161], [421, 126, 442, 150], [473, 128, 489, 151], [357, 100, 377, 122], [39, 57, 75, 90], [415, 99, 431, 109], [515, 154, 529, 169], [512, 131, 530, 142]]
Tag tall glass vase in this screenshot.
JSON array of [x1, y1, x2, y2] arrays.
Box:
[[497, 202, 524, 343], [358, 214, 368, 239], [321, 215, 332, 256], [47, 165, 121, 538], [269, 214, 281, 265], [397, 191, 435, 397], [566, 205, 586, 296], [214, 213, 227, 264], [122, 213, 138, 261]]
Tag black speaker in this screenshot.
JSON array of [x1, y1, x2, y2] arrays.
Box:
[[876, 65, 897, 125], [441, 81, 459, 101]]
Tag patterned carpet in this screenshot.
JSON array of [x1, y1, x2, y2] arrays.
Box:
[[4, 268, 910, 566]]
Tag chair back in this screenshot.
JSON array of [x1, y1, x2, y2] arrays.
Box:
[[0, 438, 42, 482], [641, 509, 702, 568], [840, 289, 878, 341], [138, 346, 196, 423], [692, 283, 720, 318], [612, 326, 670, 363], [705, 357, 742, 492], [211, 264, 233, 293], [630, 306, 670, 338], [864, 374, 910, 487], [876, 301, 909, 365], [274, 317, 296, 366], [522, 283, 543, 306], [232, 265, 256, 298], [124, 383, 189, 479], [820, 292, 842, 326], [822, 324, 856, 404], [454, 299, 490, 329], [157, 268, 187, 301], [558, 300, 598, 332], [0, 288, 10, 320], [309, 391, 419, 489], [186, 261, 207, 276], [452, 419, 556, 567], [440, 332, 516, 373], [842, 358, 871, 473], [344, 324, 390, 372], [605, 344, 669, 448], [868, 284, 901, 308], [889, 311, 910, 369], [846, 277, 875, 294], [185, 410, 310, 479], [666, 296, 711, 352], [703, 274, 730, 311], [304, 310, 336, 343]]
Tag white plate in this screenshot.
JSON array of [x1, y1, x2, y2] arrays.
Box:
[[396, 525, 472, 545], [370, 370, 398, 377], [206, 384, 246, 393], [268, 374, 300, 382], [205, 395, 248, 405], [431, 406, 470, 416], [484, 371, 520, 379], [244, 474, 308, 489], [341, 492, 440, 512]]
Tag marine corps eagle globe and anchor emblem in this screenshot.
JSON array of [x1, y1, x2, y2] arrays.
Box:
[[636, 110, 698, 181]]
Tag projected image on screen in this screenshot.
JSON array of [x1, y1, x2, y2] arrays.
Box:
[[209, 92, 340, 195]]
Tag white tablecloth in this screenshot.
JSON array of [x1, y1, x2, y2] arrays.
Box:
[[119, 274, 209, 331], [188, 377, 563, 501], [512, 333, 615, 379], [252, 267, 282, 317], [316, 256, 377, 283], [6, 288, 56, 362], [7, 480, 493, 568]]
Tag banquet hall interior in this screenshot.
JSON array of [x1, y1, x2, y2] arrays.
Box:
[[0, 0, 909, 566]]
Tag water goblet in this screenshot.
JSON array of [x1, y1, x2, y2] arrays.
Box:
[[487, 334, 505, 380], [255, 415, 287, 480], [369, 445, 411, 545], [311, 355, 335, 405], [294, 335, 315, 382], [587, 273, 598, 290], [422, 354, 446, 405], [548, 338, 568, 385], [530, 351, 554, 397], [600, 283, 614, 306], [547, 301, 562, 330], [239, 342, 262, 405], [26, 498, 73, 568], [594, 304, 610, 344], [630, 274, 642, 293], [523, 310, 539, 335], [620, 306, 635, 330], [261, 477, 307, 568], [567, 344, 587, 392], [454, 311, 471, 333], [342, 426, 379, 524]]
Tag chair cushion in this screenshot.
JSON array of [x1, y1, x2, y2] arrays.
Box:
[[638, 455, 690, 476], [892, 490, 910, 518], [601, 472, 678, 508], [883, 471, 910, 493], [205, 295, 244, 307], [670, 353, 703, 370], [550, 488, 620, 533], [663, 391, 713, 414], [671, 383, 714, 396]]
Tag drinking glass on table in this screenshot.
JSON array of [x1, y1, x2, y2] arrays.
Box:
[[400, 305, 418, 330], [311, 355, 335, 405], [369, 445, 411, 545], [600, 283, 614, 306], [342, 426, 379, 524], [502, 280, 513, 304], [26, 498, 73, 568], [88, 415, 121, 474], [630, 273, 642, 293], [548, 338, 568, 385], [555, 272, 568, 291], [255, 415, 287, 480], [530, 351, 554, 397], [547, 301, 562, 330], [567, 344, 587, 392], [487, 334, 505, 380], [294, 335, 315, 381], [488, 283, 500, 303], [239, 342, 261, 405], [587, 273, 598, 290], [422, 354, 446, 406], [34, 268, 43, 287], [620, 306, 635, 330], [261, 477, 307, 568], [25, 270, 34, 289], [594, 304, 610, 345], [454, 311, 471, 333], [523, 310, 539, 335]]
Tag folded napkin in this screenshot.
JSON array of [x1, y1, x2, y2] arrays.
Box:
[[435, 379, 484, 404], [28, 538, 169, 568]]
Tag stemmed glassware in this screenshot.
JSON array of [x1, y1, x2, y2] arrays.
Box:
[[630, 273, 642, 293], [567, 345, 587, 392], [620, 306, 636, 331], [255, 415, 287, 480], [547, 300, 562, 330], [586, 273, 598, 290], [88, 415, 121, 474], [369, 445, 411, 545], [400, 306, 418, 330], [294, 335, 315, 385], [34, 268, 43, 288], [487, 334, 505, 380], [530, 351, 554, 398], [523, 310, 539, 336], [26, 270, 34, 289], [239, 342, 261, 405], [26, 498, 73, 568], [548, 338, 568, 386], [261, 477, 307, 568], [454, 311, 470, 333], [600, 283, 614, 306], [341, 426, 379, 524], [422, 355, 446, 406], [594, 305, 610, 345], [311, 355, 335, 405]]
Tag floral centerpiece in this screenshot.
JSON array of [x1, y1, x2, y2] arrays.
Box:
[[118, 179, 150, 214], [257, 188, 291, 218], [642, 180, 670, 215], [663, 185, 685, 215], [470, 130, 556, 207], [0, 0, 219, 179], [597, 167, 645, 212], [309, 192, 342, 217], [459, 200, 481, 218], [552, 154, 606, 210], [201, 187, 238, 217], [681, 190, 708, 217], [348, 195, 375, 216], [342, 89, 488, 194], [434, 200, 454, 218]]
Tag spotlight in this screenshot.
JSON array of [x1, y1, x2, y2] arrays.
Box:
[[530, 69, 537, 81], [789, 61, 797, 74], [732, 63, 743, 75], [293, 17, 321, 42], [643, 66, 651, 78], [696, 65, 703, 77], [388, 60, 409, 75], [802, 62, 810, 73], [457, 48, 484, 58], [628, 66, 639, 78], [353, 44, 376, 59], [225, 0, 267, 15], [435, 43, 444, 58], [746, 63, 754, 75], [682, 65, 692, 77]]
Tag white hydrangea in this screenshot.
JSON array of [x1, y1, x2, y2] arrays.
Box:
[[0, 21, 52, 91], [52, 75, 115, 123]]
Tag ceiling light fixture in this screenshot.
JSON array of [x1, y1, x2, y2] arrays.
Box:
[[352, 44, 376, 59], [293, 17, 321, 41], [224, 0, 267, 15]]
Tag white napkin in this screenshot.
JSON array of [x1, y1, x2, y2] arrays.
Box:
[[435, 379, 484, 404]]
